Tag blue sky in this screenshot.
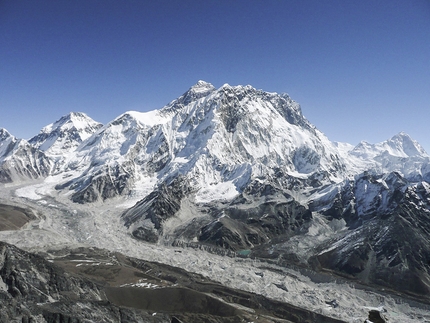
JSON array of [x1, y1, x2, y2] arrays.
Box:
[[1, 0, 430, 151]]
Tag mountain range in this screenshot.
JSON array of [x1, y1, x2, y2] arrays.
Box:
[[1, 81, 430, 322]]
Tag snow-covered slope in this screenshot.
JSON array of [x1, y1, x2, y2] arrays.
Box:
[[0, 128, 15, 158], [54, 81, 347, 204], [347, 132, 430, 180], [29, 112, 102, 159], [0, 128, 52, 182], [352, 132, 428, 159]]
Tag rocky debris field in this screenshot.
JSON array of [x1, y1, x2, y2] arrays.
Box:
[[1, 242, 349, 323]]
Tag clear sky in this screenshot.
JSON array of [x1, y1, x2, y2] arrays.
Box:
[[1, 0, 430, 151]]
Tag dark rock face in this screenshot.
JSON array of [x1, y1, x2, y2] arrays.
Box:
[[0, 241, 102, 322], [123, 177, 312, 256], [0, 242, 173, 322], [366, 309, 388, 323], [122, 177, 192, 242], [199, 181, 312, 250], [218, 86, 248, 133], [70, 163, 134, 203], [215, 84, 316, 138], [313, 175, 430, 299], [146, 131, 172, 173]]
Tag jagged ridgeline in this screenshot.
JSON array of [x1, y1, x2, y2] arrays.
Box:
[[1, 81, 430, 299]]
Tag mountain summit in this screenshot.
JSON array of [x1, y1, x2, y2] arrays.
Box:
[[385, 131, 428, 157], [29, 112, 103, 157], [351, 131, 428, 160]]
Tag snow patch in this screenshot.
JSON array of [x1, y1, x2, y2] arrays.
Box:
[[195, 181, 239, 203]]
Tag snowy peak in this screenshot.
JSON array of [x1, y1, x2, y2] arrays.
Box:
[[351, 132, 428, 159], [347, 132, 430, 180], [0, 128, 13, 142], [163, 81, 216, 113], [190, 80, 216, 93], [29, 112, 103, 155], [386, 132, 428, 157], [51, 112, 101, 135], [0, 136, 52, 182], [0, 129, 17, 158], [349, 141, 379, 160]]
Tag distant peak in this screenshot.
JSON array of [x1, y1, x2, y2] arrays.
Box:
[[390, 131, 411, 141], [388, 132, 417, 146], [189, 80, 216, 93], [52, 112, 100, 128], [29, 111, 103, 153], [168, 81, 216, 108], [386, 132, 428, 157], [59, 112, 92, 122], [0, 128, 10, 135], [193, 80, 214, 87], [0, 128, 12, 141]]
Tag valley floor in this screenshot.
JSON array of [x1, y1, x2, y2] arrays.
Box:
[[0, 183, 429, 323]]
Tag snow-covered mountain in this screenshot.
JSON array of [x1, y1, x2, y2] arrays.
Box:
[[5, 82, 427, 197], [0, 128, 52, 182], [2, 81, 430, 302], [54, 81, 348, 204], [352, 132, 428, 159], [347, 132, 430, 180], [29, 112, 102, 160]]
